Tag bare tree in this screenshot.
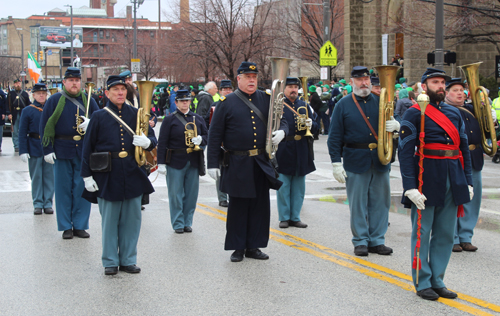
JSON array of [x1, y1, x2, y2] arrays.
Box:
[[0, 57, 22, 88]]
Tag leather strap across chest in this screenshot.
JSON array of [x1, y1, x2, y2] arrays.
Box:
[[352, 93, 378, 140]]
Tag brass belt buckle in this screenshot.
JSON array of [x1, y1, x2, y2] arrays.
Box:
[[469, 144, 476, 150], [118, 151, 128, 158], [16, 107, 21, 110], [444, 150, 454, 157], [73, 135, 81, 141], [248, 149, 259, 156], [368, 143, 377, 149], [294, 135, 302, 141]]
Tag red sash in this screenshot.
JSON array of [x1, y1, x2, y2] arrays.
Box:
[[411, 103, 465, 217]]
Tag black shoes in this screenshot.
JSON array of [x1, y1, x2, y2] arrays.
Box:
[[230, 250, 245, 262], [279, 221, 289, 228], [34, 208, 43, 215], [354, 245, 368, 256], [174, 228, 184, 234], [184, 227, 192, 233], [141, 206, 145, 211], [73, 230, 90, 238], [289, 220, 308, 228], [460, 242, 478, 252], [368, 245, 393, 255], [245, 248, 269, 260], [452, 244, 463, 252], [120, 265, 141, 274], [417, 288, 440, 301], [43, 208, 54, 214], [62, 229, 73, 239], [105, 267, 118, 275], [219, 201, 229, 207], [433, 287, 457, 299]]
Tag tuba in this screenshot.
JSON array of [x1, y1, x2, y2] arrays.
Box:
[[459, 62, 497, 156], [298, 76, 308, 104], [374, 65, 400, 165], [49, 88, 58, 95], [134, 80, 158, 167], [185, 117, 201, 154], [265, 57, 293, 160]]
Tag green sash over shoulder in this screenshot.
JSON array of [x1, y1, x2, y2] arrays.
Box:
[[42, 87, 87, 147]]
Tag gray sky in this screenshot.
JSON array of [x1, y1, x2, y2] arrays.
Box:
[[1, 0, 177, 22]]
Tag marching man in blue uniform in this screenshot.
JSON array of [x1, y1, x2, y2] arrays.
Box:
[[276, 77, 318, 229], [207, 61, 288, 262], [18, 83, 55, 215], [328, 66, 399, 257], [398, 68, 473, 301], [444, 78, 483, 253], [40, 67, 100, 239], [157, 90, 208, 234], [81, 75, 157, 275]]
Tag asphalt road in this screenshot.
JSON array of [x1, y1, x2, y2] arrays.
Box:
[[1, 126, 499, 316]]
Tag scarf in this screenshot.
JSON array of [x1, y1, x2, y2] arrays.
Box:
[[445, 95, 463, 107], [42, 87, 87, 147]]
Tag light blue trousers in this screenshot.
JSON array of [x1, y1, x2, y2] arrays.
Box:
[[454, 169, 481, 244], [53, 157, 91, 231], [28, 156, 54, 209], [346, 165, 390, 247], [277, 172, 305, 222], [12, 113, 20, 149], [97, 196, 142, 268], [411, 176, 457, 291], [166, 161, 199, 230]]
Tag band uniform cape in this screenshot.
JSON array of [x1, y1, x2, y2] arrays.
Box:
[[18, 101, 45, 157], [328, 92, 390, 174], [40, 92, 100, 159], [276, 97, 317, 176], [80, 101, 157, 203], [7, 89, 31, 125], [399, 101, 473, 208], [207, 89, 288, 198], [157, 110, 208, 169]]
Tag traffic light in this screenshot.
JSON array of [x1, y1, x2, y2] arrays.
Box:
[[427, 52, 435, 65], [39, 50, 44, 61], [34, 52, 38, 60], [444, 52, 456, 66]]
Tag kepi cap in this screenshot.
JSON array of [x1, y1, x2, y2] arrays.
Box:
[[32, 83, 47, 93], [175, 89, 191, 100], [351, 66, 370, 78], [421, 67, 451, 84], [285, 77, 300, 86], [446, 78, 465, 90], [106, 75, 127, 90], [64, 67, 81, 79], [237, 61, 259, 75], [220, 80, 233, 89], [119, 70, 132, 78]]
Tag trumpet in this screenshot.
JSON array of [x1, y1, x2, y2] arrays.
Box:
[[296, 106, 313, 137], [185, 117, 201, 154]]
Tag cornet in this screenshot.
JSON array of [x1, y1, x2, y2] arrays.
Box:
[[296, 106, 313, 138], [185, 117, 201, 154]]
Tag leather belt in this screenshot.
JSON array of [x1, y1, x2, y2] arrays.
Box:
[[423, 149, 459, 157], [344, 143, 378, 149], [469, 144, 479, 150], [55, 134, 84, 141], [110, 150, 134, 159], [228, 148, 265, 157], [285, 135, 303, 141], [28, 132, 40, 139], [169, 148, 192, 154]]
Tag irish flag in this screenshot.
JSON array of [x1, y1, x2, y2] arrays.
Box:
[[27, 52, 43, 83]]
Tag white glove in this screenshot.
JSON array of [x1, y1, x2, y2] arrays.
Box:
[[78, 116, 90, 132], [83, 176, 99, 192], [208, 168, 220, 180], [385, 116, 400, 132], [272, 130, 285, 145], [332, 162, 347, 183], [192, 135, 202, 146], [305, 118, 313, 128], [133, 132, 151, 149], [468, 185, 474, 201], [20, 153, 30, 163], [44, 153, 56, 164], [158, 164, 166, 175], [404, 189, 427, 210]]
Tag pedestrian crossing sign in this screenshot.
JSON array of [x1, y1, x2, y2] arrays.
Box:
[[320, 41, 337, 66]]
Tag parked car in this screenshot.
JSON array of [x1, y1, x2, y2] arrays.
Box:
[[47, 33, 66, 43]]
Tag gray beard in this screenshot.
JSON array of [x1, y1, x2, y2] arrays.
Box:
[[353, 84, 372, 97]]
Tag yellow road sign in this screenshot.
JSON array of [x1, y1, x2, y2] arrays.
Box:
[[320, 41, 337, 67]]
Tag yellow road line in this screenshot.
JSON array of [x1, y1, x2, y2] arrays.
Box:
[[196, 204, 500, 315]]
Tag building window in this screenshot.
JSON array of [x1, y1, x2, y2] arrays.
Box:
[[100, 30, 104, 39], [150, 31, 154, 38], [124, 30, 128, 37], [106, 31, 109, 39]]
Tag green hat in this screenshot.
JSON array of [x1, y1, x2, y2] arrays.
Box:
[[333, 84, 340, 88], [406, 87, 413, 92], [308, 85, 316, 93], [318, 81, 323, 85], [323, 85, 330, 91], [399, 77, 406, 83], [395, 84, 402, 89], [339, 79, 347, 84], [345, 85, 352, 94], [369, 69, 374, 75]]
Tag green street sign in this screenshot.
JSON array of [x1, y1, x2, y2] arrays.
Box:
[[320, 41, 337, 66]]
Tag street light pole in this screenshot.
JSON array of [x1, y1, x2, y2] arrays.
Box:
[[70, 5, 74, 64], [323, 0, 330, 81], [435, 0, 444, 70], [133, 0, 137, 59], [21, 33, 25, 90]]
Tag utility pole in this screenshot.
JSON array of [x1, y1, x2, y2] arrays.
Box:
[[133, 0, 137, 59], [323, 0, 330, 82], [70, 6, 74, 64], [435, 0, 444, 70], [21, 33, 25, 90]]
